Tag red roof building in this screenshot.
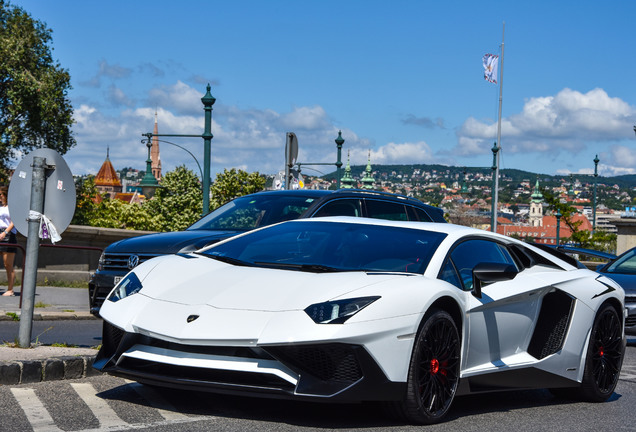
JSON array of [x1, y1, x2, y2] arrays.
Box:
[[95, 149, 122, 198]]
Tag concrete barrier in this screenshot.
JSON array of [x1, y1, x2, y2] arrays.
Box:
[[0, 225, 156, 284]]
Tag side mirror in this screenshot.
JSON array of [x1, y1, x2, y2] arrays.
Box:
[[472, 262, 518, 298]]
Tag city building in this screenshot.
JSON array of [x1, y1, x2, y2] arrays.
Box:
[[94, 148, 122, 198]]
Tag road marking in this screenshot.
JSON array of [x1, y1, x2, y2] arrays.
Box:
[[124, 379, 190, 421], [72, 383, 128, 429], [10, 388, 64, 432], [9, 381, 211, 432]]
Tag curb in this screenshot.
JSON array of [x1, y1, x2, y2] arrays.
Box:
[[0, 311, 98, 321], [0, 355, 100, 385]]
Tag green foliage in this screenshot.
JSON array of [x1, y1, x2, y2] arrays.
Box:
[[144, 165, 203, 231], [72, 166, 267, 232], [92, 199, 160, 231], [542, 190, 616, 252], [210, 168, 266, 210], [0, 1, 75, 179], [71, 176, 99, 226]]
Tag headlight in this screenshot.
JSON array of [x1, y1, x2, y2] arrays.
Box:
[[107, 272, 143, 302], [97, 252, 105, 271], [304, 296, 380, 324]]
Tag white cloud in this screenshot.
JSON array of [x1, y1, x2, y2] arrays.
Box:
[[147, 81, 205, 115], [368, 141, 435, 165], [279, 106, 330, 130], [454, 88, 636, 157]]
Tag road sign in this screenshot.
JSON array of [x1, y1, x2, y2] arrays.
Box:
[[8, 148, 76, 237]]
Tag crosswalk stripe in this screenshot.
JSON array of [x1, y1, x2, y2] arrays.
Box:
[[124, 380, 189, 421], [71, 382, 129, 429], [10, 388, 64, 432]]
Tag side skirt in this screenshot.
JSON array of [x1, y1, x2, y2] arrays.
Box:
[[456, 367, 578, 395]]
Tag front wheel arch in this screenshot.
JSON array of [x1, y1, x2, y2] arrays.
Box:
[[390, 308, 461, 424]]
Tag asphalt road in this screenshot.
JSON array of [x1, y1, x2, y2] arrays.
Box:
[[0, 340, 634, 432]]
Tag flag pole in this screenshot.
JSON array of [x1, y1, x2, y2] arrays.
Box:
[[492, 22, 504, 233]]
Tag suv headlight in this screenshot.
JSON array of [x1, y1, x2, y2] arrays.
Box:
[[304, 296, 380, 324], [108, 272, 143, 302], [97, 252, 105, 271]]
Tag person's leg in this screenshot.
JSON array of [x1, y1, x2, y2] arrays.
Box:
[[1, 251, 15, 295]]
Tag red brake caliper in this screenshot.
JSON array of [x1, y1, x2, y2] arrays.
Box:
[[430, 359, 440, 374]]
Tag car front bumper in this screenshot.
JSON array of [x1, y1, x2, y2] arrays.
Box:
[[92, 321, 405, 402]]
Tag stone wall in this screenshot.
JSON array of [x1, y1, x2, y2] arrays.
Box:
[[0, 225, 155, 284]]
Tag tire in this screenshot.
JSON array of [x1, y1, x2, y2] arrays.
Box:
[[579, 304, 624, 401], [392, 309, 460, 424]]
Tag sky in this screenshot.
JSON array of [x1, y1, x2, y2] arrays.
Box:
[[9, 0, 636, 179]]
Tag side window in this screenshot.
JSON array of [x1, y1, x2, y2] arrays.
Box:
[[447, 239, 516, 291], [312, 199, 362, 218], [365, 199, 408, 221], [440, 259, 462, 289], [407, 206, 433, 222]]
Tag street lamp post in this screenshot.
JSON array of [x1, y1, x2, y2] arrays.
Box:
[[138, 138, 160, 198], [292, 132, 345, 189], [143, 84, 216, 216], [335, 131, 344, 189], [201, 85, 216, 214], [593, 155, 599, 233], [556, 210, 562, 246]]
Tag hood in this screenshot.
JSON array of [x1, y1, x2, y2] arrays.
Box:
[[137, 253, 406, 311], [106, 229, 241, 254]]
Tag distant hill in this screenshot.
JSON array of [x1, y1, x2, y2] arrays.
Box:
[[321, 163, 636, 188]]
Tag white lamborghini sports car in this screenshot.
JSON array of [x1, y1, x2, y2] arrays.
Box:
[[94, 218, 626, 424]]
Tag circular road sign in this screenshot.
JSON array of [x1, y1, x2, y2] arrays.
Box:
[[8, 148, 76, 237]]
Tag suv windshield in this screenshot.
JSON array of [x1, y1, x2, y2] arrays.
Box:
[[187, 194, 320, 231], [200, 220, 446, 274], [605, 249, 636, 274]]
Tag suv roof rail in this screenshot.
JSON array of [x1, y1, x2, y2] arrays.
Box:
[[332, 188, 427, 205]]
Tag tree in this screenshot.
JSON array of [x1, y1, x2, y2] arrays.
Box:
[[209, 168, 265, 210], [543, 190, 616, 252], [0, 1, 75, 181], [144, 165, 203, 231], [90, 198, 160, 231], [71, 176, 99, 226]]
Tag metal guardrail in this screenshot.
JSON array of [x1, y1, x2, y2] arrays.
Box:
[[2, 243, 103, 309]]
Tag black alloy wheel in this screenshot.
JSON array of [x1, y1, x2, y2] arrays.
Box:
[[395, 309, 460, 424], [581, 304, 624, 401]]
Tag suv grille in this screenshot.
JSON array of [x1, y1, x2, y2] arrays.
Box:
[[100, 252, 162, 271]]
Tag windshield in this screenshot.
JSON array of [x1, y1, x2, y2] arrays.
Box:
[[187, 194, 319, 231], [605, 248, 636, 274], [200, 220, 446, 274]]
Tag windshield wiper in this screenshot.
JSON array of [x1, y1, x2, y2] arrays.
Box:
[[253, 262, 344, 273], [205, 254, 253, 267]]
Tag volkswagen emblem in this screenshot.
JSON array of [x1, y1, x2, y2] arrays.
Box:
[[187, 315, 200, 323], [127, 255, 140, 270]]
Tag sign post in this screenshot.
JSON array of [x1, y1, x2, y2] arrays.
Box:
[[8, 148, 75, 347], [17, 156, 46, 347]]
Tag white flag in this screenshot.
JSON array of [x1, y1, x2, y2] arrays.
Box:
[[483, 54, 499, 84]]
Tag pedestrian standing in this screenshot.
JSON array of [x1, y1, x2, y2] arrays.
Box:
[[0, 187, 17, 296]]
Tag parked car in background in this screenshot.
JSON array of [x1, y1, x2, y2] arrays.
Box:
[[88, 189, 445, 314], [594, 247, 636, 335], [548, 244, 633, 336], [95, 217, 625, 424]]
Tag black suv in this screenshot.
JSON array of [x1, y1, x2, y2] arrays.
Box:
[[88, 189, 445, 314]]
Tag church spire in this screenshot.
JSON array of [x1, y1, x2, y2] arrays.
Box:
[[360, 150, 375, 189], [340, 150, 355, 189], [151, 111, 162, 181]]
